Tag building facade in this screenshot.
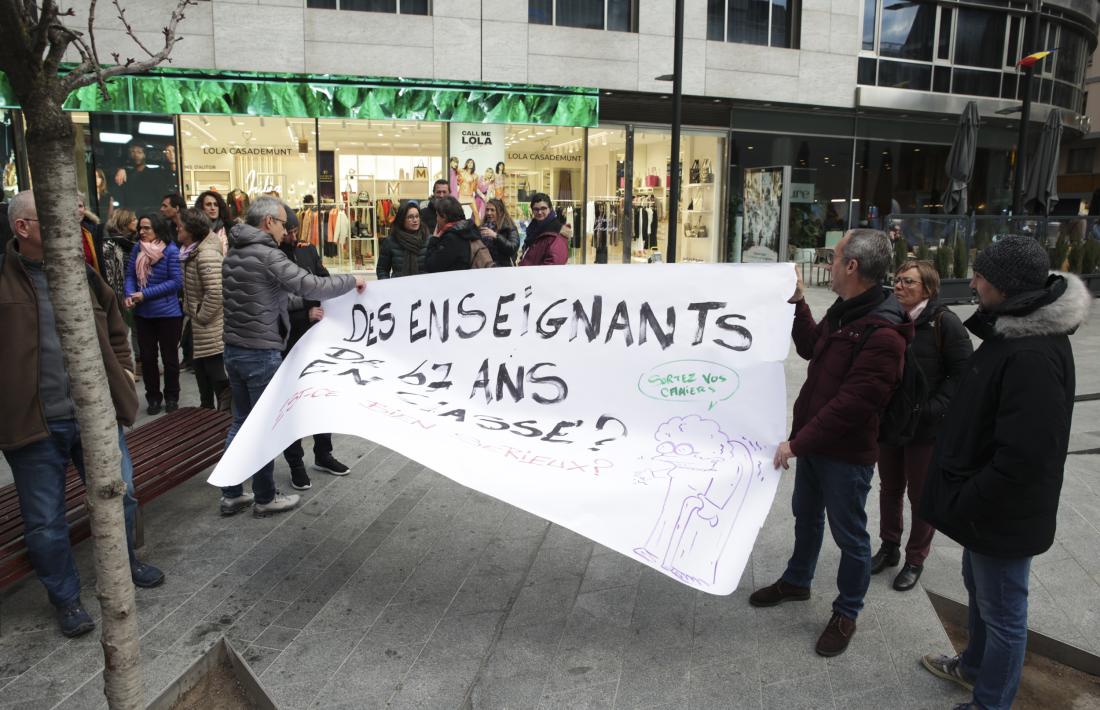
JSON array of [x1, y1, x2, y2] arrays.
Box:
[[2, 0, 1098, 271]]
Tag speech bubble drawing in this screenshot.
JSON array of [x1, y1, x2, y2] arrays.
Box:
[[637, 359, 740, 411]]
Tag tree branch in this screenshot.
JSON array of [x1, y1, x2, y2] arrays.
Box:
[[60, 0, 196, 95]]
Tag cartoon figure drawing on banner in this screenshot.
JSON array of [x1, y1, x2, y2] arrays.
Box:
[[633, 415, 757, 587]]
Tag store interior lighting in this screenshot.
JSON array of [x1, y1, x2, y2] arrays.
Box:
[[138, 121, 174, 136], [99, 132, 132, 144]]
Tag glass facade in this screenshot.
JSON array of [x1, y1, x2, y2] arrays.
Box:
[[707, 0, 797, 48], [305, 0, 431, 13], [858, 1, 1089, 112]]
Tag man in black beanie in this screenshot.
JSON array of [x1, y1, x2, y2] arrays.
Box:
[[919, 235, 1091, 710]]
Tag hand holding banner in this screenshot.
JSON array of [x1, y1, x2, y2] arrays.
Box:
[[209, 264, 795, 594]]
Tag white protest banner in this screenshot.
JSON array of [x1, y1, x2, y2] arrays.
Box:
[[209, 264, 795, 594]]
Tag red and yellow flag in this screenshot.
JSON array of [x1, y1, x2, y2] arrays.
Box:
[[1018, 49, 1055, 67]]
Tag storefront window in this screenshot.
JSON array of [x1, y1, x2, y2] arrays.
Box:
[[179, 115, 315, 226], [319, 119, 444, 273], [583, 126, 725, 265], [495, 125, 584, 263], [730, 131, 855, 260], [91, 112, 177, 219], [2, 109, 20, 199]]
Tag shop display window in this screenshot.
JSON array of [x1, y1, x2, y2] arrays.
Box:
[[318, 118, 444, 273], [179, 114, 317, 226], [497, 125, 585, 262]]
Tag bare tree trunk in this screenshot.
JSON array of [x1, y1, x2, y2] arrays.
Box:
[[23, 92, 143, 710]]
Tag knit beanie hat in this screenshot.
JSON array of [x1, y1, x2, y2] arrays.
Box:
[[282, 204, 300, 233], [972, 234, 1050, 295]]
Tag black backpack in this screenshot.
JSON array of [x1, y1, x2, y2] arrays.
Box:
[[849, 324, 929, 447]]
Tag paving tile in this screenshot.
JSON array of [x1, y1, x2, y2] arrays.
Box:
[[760, 672, 834, 710], [311, 642, 422, 708], [467, 620, 563, 710], [259, 626, 364, 688], [504, 577, 582, 629], [265, 678, 326, 710], [386, 610, 502, 709], [240, 644, 282, 676], [226, 599, 290, 644], [0, 630, 61, 678], [580, 548, 644, 593], [253, 624, 301, 651], [363, 599, 450, 647], [689, 655, 761, 710], [537, 680, 617, 709]]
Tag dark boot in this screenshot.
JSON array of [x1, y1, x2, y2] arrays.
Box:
[[749, 579, 811, 607], [216, 388, 233, 413], [870, 542, 900, 574], [164, 399, 179, 413], [146, 395, 163, 415], [893, 563, 923, 591], [815, 613, 857, 657]]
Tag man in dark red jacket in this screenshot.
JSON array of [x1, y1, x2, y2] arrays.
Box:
[[750, 229, 912, 658]]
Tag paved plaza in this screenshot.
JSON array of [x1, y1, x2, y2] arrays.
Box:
[[0, 284, 1096, 709]]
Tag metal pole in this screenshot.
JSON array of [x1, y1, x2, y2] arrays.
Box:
[[1012, 0, 1042, 216], [623, 125, 634, 264], [667, 0, 685, 263]]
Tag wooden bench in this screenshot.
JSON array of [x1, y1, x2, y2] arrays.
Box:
[[0, 407, 231, 589]]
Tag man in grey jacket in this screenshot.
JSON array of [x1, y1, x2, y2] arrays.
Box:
[[219, 196, 365, 517]]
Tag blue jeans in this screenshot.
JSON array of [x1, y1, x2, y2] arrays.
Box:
[[220, 344, 281, 505], [2, 420, 137, 608], [781, 455, 874, 619], [960, 549, 1031, 710]]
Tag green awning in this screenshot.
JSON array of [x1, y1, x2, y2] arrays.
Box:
[[0, 67, 598, 127]]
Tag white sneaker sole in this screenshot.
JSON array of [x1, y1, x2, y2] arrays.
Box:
[[312, 464, 349, 476]]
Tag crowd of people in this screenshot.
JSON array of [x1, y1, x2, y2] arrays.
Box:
[[0, 181, 1091, 710]]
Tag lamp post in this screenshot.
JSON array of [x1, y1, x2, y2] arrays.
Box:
[[657, 0, 685, 262]]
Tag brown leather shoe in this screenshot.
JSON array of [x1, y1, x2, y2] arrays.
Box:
[[815, 612, 857, 657], [749, 579, 811, 607]]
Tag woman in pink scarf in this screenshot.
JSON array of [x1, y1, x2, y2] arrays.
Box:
[[124, 213, 183, 415]]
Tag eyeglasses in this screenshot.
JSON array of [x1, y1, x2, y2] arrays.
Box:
[[896, 277, 922, 287], [532, 205, 551, 214], [269, 216, 286, 226]]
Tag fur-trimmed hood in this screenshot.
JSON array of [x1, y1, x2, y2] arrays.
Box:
[[968, 272, 1092, 341]]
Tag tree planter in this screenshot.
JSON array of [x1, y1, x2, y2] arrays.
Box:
[[938, 278, 975, 306], [147, 638, 277, 710], [1081, 273, 1100, 297]]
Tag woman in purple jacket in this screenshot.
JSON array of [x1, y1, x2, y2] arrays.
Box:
[[124, 212, 183, 414]]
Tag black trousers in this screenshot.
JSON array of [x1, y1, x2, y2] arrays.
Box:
[[134, 315, 182, 403], [193, 353, 230, 409], [283, 434, 333, 468]]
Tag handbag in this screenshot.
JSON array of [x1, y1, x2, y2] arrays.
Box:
[[646, 168, 660, 187], [701, 158, 713, 183], [413, 163, 428, 180], [356, 190, 371, 205], [689, 159, 700, 184]]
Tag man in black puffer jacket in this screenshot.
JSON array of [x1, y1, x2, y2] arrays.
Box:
[[219, 196, 364, 518], [276, 206, 353, 491], [919, 235, 1091, 710]]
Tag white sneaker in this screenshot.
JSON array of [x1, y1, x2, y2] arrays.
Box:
[[252, 492, 300, 518], [219, 493, 254, 516]]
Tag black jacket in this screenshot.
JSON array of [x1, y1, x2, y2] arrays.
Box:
[[921, 273, 1091, 558], [278, 241, 328, 352], [909, 300, 973, 443], [488, 225, 519, 267], [376, 233, 427, 279], [421, 199, 438, 233], [424, 220, 481, 273]]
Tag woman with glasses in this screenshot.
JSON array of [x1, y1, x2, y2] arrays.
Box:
[[124, 212, 183, 415], [518, 193, 570, 266], [871, 260, 972, 591], [479, 198, 519, 267], [377, 200, 428, 279]]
